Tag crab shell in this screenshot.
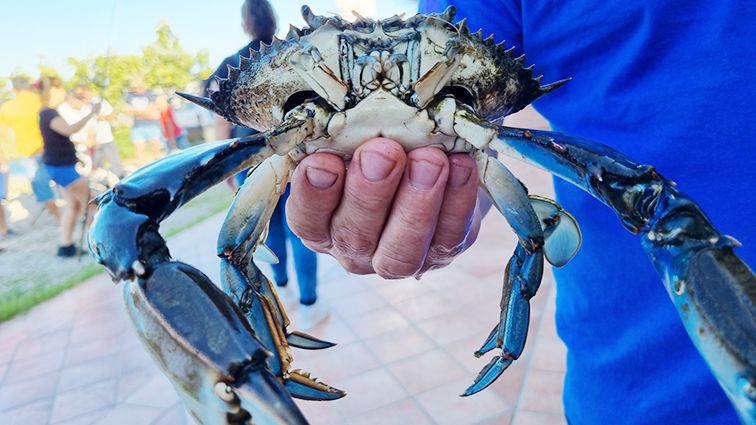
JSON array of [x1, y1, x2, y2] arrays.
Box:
[[207, 5, 566, 133]]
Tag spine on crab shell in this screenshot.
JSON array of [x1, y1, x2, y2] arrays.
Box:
[[286, 24, 302, 40]]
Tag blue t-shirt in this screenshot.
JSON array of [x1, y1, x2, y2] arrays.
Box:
[[420, 1, 754, 424]]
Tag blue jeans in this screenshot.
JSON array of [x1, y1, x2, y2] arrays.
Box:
[[237, 169, 318, 305], [268, 188, 318, 305]]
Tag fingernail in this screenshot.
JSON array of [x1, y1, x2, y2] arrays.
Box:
[[409, 159, 443, 189], [360, 150, 396, 181], [305, 166, 337, 189], [449, 163, 472, 187]]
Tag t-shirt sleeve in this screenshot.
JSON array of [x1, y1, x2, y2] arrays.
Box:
[[39, 108, 57, 130], [418, 0, 524, 55], [56, 103, 74, 124], [100, 99, 114, 116]]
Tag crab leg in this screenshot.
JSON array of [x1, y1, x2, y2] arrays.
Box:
[[217, 155, 345, 401], [492, 126, 756, 423], [89, 101, 324, 280], [456, 106, 756, 422], [465, 154, 580, 396]]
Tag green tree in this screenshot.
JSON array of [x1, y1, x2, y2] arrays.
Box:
[[142, 22, 211, 91], [0, 78, 10, 105], [66, 22, 212, 105]]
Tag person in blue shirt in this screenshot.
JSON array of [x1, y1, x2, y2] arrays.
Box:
[[285, 0, 754, 423]]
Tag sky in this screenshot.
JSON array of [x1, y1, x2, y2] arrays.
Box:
[[0, 0, 419, 78]]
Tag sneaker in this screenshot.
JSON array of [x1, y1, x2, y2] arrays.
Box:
[[57, 244, 77, 257], [295, 301, 329, 331]]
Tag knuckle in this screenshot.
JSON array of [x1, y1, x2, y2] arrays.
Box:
[[395, 200, 436, 225], [287, 219, 328, 245], [344, 182, 394, 212], [301, 238, 331, 253], [339, 256, 373, 274], [331, 224, 378, 258], [373, 250, 423, 279]]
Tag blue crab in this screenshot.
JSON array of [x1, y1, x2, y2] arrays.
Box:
[[88, 5, 756, 424]]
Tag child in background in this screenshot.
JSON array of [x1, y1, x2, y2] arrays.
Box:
[[156, 93, 189, 152]]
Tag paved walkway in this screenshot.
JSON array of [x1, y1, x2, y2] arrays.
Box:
[[0, 160, 567, 425]]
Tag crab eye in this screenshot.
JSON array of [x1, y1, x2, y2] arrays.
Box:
[[439, 85, 475, 108], [283, 90, 321, 115]]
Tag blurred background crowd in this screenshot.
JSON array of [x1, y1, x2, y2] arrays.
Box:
[[0, 21, 219, 253], [0, 0, 415, 255], [0, 0, 418, 327]]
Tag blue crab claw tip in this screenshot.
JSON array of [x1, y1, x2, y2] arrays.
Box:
[[236, 369, 308, 424], [462, 356, 513, 397], [287, 330, 337, 350], [475, 324, 500, 358], [285, 370, 346, 401]]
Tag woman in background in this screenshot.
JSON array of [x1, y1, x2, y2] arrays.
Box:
[[38, 76, 100, 257], [204, 0, 326, 330]]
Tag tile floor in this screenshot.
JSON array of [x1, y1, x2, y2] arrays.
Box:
[[0, 160, 568, 425]]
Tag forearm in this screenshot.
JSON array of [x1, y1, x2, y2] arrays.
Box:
[[50, 112, 97, 137], [69, 111, 97, 134]]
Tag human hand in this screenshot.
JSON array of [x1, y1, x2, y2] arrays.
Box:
[[286, 138, 481, 279]]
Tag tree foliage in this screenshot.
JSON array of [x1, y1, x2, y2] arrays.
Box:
[[0, 78, 10, 105], [65, 22, 212, 105]]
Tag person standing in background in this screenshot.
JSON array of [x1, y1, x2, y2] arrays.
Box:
[[0, 76, 60, 223], [38, 77, 100, 257], [76, 85, 125, 178], [156, 93, 189, 151], [205, 0, 327, 330], [123, 82, 163, 165], [58, 88, 97, 149]]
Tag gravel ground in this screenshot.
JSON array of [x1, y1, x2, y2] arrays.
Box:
[[0, 182, 233, 313]]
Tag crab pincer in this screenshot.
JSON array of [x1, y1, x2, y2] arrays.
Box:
[[124, 261, 308, 424]]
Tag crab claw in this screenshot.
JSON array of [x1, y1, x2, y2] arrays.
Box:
[[285, 369, 346, 401], [124, 261, 310, 424], [462, 355, 514, 396], [88, 190, 159, 281], [474, 325, 499, 358], [287, 331, 337, 350], [231, 371, 310, 425]]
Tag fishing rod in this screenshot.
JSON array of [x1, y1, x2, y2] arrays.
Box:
[[79, 0, 118, 260]]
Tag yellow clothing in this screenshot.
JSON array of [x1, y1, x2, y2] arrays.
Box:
[[0, 90, 44, 157]]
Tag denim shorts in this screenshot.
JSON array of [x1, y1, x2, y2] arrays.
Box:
[[44, 164, 81, 188], [8, 156, 55, 202], [131, 123, 163, 143]]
